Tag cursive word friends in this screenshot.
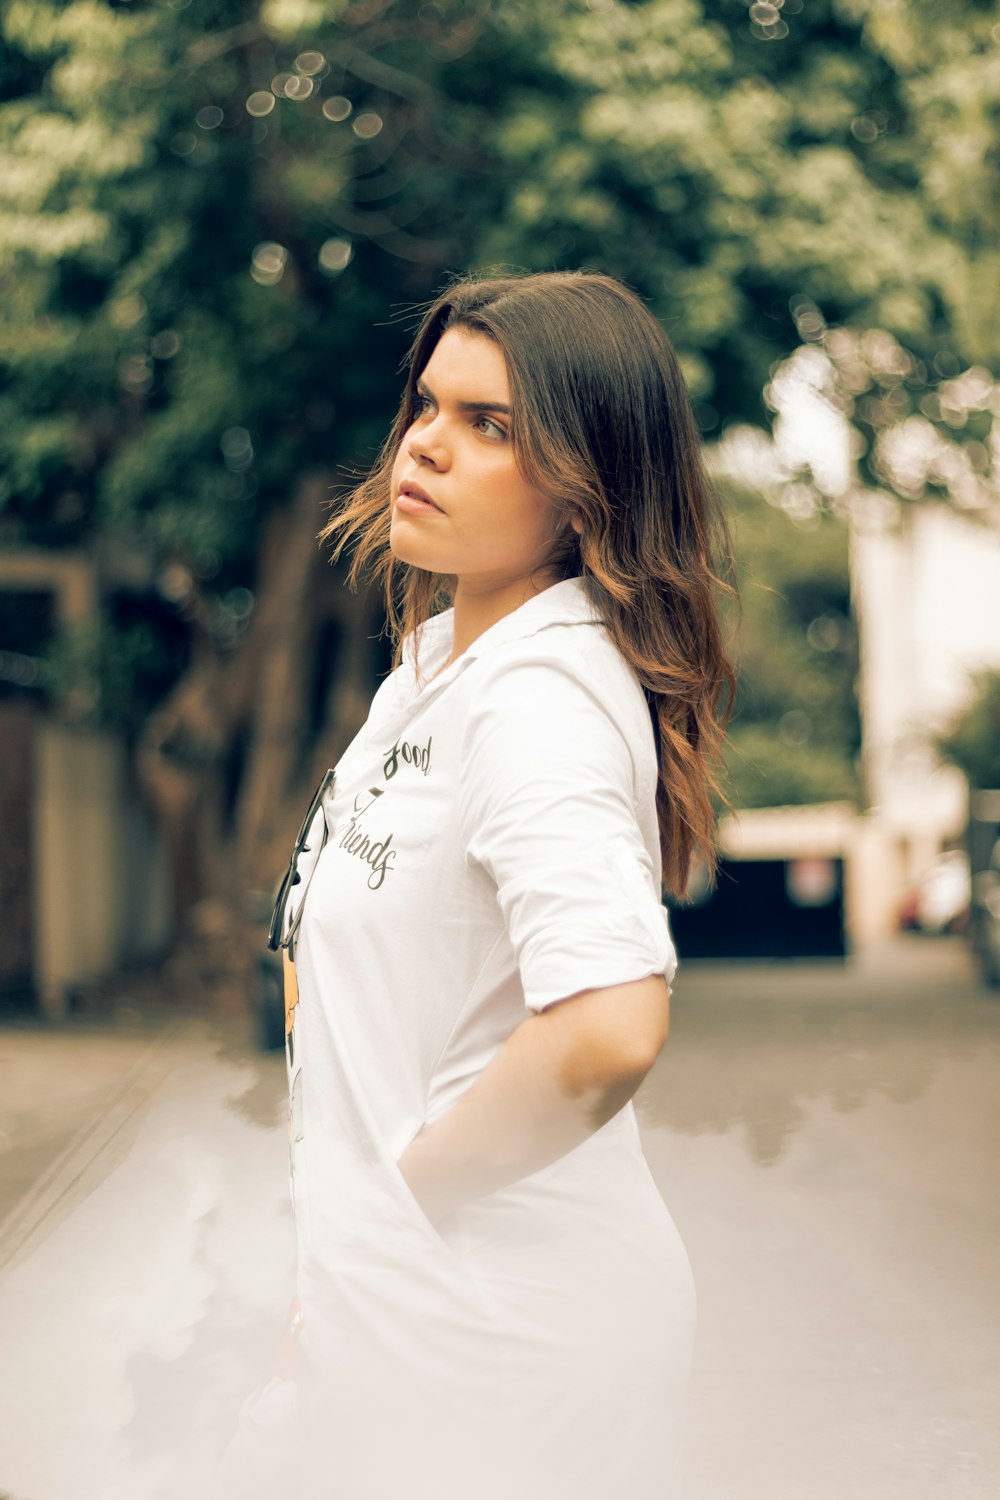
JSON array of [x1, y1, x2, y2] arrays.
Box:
[[338, 814, 397, 891]]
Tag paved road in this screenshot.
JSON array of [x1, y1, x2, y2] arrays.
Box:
[[0, 935, 997, 1499]]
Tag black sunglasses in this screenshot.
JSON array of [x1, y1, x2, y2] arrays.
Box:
[[266, 768, 336, 957]]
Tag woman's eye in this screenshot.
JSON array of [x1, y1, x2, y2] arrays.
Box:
[[476, 415, 507, 440], [410, 393, 437, 423]]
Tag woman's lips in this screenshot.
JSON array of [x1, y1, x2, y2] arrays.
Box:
[[395, 481, 442, 514]]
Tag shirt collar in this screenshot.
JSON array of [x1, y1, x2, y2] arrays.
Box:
[[359, 577, 604, 744], [404, 575, 602, 673]]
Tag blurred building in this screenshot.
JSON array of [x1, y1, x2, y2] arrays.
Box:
[[708, 375, 1000, 955], [4, 495, 998, 1001], [851, 498, 1000, 938], [685, 500, 1000, 957], [0, 550, 172, 1017]]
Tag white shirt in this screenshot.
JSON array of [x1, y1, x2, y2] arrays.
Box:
[[281, 575, 695, 1500]]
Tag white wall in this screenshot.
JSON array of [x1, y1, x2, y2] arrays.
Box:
[[33, 724, 173, 1017], [851, 498, 1000, 904]]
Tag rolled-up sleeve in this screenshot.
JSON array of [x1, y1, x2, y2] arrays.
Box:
[[457, 654, 678, 1013]]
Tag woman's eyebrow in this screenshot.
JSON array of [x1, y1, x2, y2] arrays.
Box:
[[415, 377, 510, 415]]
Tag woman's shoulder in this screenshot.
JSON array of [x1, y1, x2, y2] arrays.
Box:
[[488, 613, 648, 708], [465, 615, 657, 778], [401, 604, 453, 669]]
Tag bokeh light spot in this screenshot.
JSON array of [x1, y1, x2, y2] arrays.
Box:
[[225, 587, 255, 620], [318, 238, 353, 275], [246, 91, 276, 118], [196, 105, 224, 130], [933, 351, 961, 379], [119, 352, 153, 394], [808, 615, 845, 652], [779, 710, 812, 746], [221, 428, 254, 472], [0, 650, 46, 689], [352, 112, 383, 139], [295, 50, 325, 75], [110, 294, 146, 329], [851, 116, 880, 143], [251, 242, 288, 286], [322, 96, 352, 122], [150, 330, 181, 359], [284, 75, 315, 101], [158, 564, 194, 602], [750, 13, 789, 38]]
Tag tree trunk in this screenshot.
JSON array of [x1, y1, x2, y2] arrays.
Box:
[[230, 470, 330, 895], [135, 468, 387, 982]]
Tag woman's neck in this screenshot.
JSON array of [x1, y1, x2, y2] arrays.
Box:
[[449, 572, 562, 662]]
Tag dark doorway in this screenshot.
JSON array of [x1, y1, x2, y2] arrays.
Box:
[[667, 856, 846, 961], [0, 701, 39, 1008]]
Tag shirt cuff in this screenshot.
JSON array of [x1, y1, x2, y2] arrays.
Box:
[[519, 903, 678, 1013]]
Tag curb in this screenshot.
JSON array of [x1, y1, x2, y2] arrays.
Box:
[[0, 1022, 184, 1278]]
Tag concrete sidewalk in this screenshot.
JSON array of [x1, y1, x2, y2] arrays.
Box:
[[0, 1014, 186, 1274], [0, 1013, 293, 1500], [0, 936, 997, 1500]]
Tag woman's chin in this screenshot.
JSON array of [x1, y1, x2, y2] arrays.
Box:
[[388, 529, 439, 570]]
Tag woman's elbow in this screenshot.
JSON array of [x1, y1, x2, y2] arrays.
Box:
[[609, 974, 671, 1075], [551, 974, 671, 1088]]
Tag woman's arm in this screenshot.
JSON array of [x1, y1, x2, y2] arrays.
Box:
[[395, 974, 669, 1225]]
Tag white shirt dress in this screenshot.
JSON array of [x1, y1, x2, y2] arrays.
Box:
[[273, 575, 696, 1499]]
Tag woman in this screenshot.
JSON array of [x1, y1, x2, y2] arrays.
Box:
[[261, 271, 734, 1500]]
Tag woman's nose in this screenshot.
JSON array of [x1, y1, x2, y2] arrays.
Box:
[[408, 417, 447, 467]]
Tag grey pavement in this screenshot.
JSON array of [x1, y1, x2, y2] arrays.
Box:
[[0, 935, 997, 1499]]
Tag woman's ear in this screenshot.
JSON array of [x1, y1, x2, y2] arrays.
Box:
[[569, 511, 584, 536]]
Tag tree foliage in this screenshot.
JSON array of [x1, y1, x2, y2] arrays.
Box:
[[716, 475, 859, 810], [937, 671, 1000, 791], [1, 0, 998, 917]]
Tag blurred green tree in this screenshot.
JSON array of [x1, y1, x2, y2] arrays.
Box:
[[937, 672, 1000, 792], [1, 0, 997, 927], [716, 477, 859, 809], [2, 0, 555, 911]]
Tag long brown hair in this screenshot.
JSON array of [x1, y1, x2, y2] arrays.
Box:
[[321, 270, 736, 899]]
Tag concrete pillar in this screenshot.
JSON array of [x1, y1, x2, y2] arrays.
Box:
[[32, 723, 172, 1017]]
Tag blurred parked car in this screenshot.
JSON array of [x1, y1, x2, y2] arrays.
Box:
[[246, 886, 286, 1052], [970, 837, 1000, 987], [898, 850, 971, 935], [252, 945, 286, 1051]]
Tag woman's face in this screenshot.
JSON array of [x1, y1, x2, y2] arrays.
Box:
[[389, 327, 571, 594]]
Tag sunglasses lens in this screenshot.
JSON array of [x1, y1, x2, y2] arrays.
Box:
[[267, 865, 293, 951], [266, 769, 336, 953], [295, 768, 336, 848]]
